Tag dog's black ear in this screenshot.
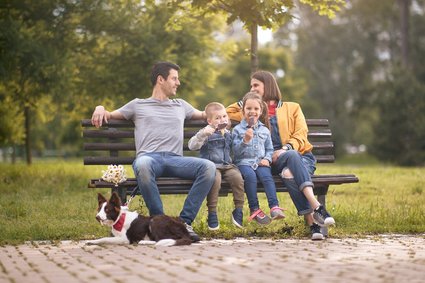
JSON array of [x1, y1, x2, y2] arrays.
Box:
[[109, 192, 122, 208], [97, 193, 107, 206]]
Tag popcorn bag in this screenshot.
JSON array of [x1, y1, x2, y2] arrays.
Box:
[[101, 165, 127, 186]]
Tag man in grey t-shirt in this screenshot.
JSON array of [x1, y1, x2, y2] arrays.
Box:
[[91, 61, 215, 242]]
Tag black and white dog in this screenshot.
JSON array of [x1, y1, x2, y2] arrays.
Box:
[[86, 192, 192, 246]]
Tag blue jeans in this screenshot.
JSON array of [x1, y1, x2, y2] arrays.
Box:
[[132, 152, 216, 225], [272, 150, 316, 215], [238, 165, 279, 211]]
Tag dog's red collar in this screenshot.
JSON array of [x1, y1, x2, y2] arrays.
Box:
[[113, 213, 126, 232]]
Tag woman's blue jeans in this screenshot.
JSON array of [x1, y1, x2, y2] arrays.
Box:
[[132, 152, 216, 225], [238, 165, 279, 211], [272, 150, 316, 215]]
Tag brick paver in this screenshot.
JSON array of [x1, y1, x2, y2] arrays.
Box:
[[1, 235, 424, 283]]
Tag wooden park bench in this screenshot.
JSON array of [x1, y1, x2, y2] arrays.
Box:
[[82, 118, 359, 235], [82, 118, 359, 210]]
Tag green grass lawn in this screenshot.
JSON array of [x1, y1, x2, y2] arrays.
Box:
[[0, 158, 424, 245]]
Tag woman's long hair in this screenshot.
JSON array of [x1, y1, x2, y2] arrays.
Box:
[[251, 70, 282, 103]]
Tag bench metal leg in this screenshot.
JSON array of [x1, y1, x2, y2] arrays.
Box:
[[317, 192, 326, 206], [315, 186, 329, 237], [112, 186, 127, 205]]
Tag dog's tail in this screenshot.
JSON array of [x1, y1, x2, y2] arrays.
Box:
[[155, 238, 192, 247]]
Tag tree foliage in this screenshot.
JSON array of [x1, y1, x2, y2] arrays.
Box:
[[202, 41, 307, 109], [172, 0, 345, 72], [0, 0, 74, 163], [0, 0, 232, 162], [177, 0, 344, 29], [2, 0, 423, 166], [291, 0, 425, 164]]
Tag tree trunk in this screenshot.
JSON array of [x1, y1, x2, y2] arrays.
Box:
[[24, 105, 32, 165], [250, 23, 258, 74], [399, 0, 410, 68]]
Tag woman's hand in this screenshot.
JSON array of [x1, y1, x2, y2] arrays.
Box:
[[272, 148, 287, 164]]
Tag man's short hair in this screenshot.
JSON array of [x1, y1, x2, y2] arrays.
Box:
[[205, 102, 225, 119], [151, 61, 180, 86]]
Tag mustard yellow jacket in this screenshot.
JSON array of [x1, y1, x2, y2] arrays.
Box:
[[226, 101, 313, 154]]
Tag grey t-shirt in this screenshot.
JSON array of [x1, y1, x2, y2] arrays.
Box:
[[117, 98, 195, 156]]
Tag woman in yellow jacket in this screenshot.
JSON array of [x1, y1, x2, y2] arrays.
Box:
[[227, 70, 334, 240]]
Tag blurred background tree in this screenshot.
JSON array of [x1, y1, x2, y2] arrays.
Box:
[[173, 0, 344, 73], [0, 0, 423, 166], [289, 0, 425, 163], [0, 0, 232, 163]]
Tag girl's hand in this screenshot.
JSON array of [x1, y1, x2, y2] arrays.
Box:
[[243, 128, 254, 143], [259, 159, 270, 167]]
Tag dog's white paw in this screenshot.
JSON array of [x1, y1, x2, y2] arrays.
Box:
[[155, 239, 176, 247], [86, 240, 99, 245]]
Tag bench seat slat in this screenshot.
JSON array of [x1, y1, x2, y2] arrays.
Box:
[[89, 174, 359, 194], [90, 175, 359, 187]]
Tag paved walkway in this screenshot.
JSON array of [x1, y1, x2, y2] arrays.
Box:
[[1, 235, 424, 283]]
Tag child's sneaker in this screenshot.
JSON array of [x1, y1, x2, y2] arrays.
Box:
[[248, 209, 271, 225], [310, 223, 324, 241], [231, 208, 243, 228], [313, 205, 335, 227], [270, 206, 285, 220], [207, 212, 220, 230]]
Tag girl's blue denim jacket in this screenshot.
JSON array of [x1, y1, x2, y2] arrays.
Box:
[[188, 128, 232, 165], [232, 119, 274, 167]]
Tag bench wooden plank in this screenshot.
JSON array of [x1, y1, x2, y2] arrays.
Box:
[[90, 174, 359, 189], [89, 174, 358, 198], [83, 130, 134, 139], [83, 154, 336, 165], [84, 142, 135, 151], [84, 141, 333, 152], [81, 118, 332, 128], [82, 129, 332, 139]]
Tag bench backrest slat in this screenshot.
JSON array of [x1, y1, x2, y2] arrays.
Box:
[[84, 143, 136, 151], [83, 141, 333, 152], [81, 119, 330, 128], [83, 154, 335, 165], [82, 130, 332, 140], [82, 118, 334, 166]]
